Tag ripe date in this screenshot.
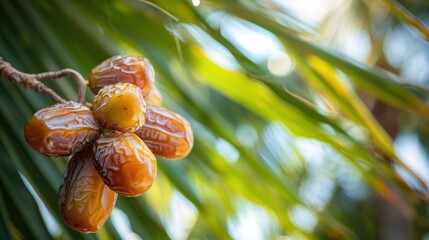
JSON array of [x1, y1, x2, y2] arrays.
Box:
[[93, 131, 157, 197], [92, 83, 146, 132], [24, 101, 99, 157], [58, 148, 117, 233], [89, 55, 154, 96], [135, 105, 193, 160], [20, 54, 195, 234]]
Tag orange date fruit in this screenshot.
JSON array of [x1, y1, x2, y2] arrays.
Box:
[[24, 101, 99, 157], [92, 83, 146, 132], [93, 131, 157, 197], [135, 105, 193, 160], [58, 148, 117, 233], [144, 86, 163, 106], [89, 55, 155, 96]]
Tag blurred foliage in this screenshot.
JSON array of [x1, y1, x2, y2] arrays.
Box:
[[1, 0, 429, 239]]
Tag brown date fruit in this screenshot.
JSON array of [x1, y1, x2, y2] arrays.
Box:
[[144, 86, 163, 106], [93, 131, 157, 197], [24, 101, 99, 157], [89, 55, 155, 96], [58, 148, 117, 233], [92, 83, 146, 132], [135, 105, 193, 160]]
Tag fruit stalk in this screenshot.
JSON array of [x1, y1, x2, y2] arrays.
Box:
[[29, 68, 87, 104], [0, 57, 86, 104]]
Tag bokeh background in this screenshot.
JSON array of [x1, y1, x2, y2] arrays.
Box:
[[1, 0, 429, 239]]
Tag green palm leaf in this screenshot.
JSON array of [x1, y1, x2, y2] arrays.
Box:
[[1, 0, 429, 239]]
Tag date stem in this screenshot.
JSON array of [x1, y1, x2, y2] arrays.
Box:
[[0, 57, 86, 104]]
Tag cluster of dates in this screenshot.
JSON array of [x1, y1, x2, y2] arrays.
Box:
[[23, 55, 193, 233]]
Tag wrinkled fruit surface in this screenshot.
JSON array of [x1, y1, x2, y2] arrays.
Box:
[[58, 148, 117, 233], [92, 83, 146, 132], [135, 105, 193, 160], [89, 55, 154, 96], [24, 101, 99, 157], [93, 131, 157, 197]]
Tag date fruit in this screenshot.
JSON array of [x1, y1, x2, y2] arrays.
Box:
[[58, 148, 117, 233], [24, 101, 99, 157], [21, 55, 195, 234], [89, 55, 155, 96], [92, 83, 146, 132], [93, 131, 157, 197], [135, 105, 193, 160]]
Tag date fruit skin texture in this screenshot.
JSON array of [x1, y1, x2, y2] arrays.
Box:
[[135, 105, 193, 160], [89, 55, 154, 96], [92, 83, 146, 132], [93, 131, 157, 197], [144, 86, 163, 106], [58, 148, 117, 233], [24, 101, 99, 157]]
